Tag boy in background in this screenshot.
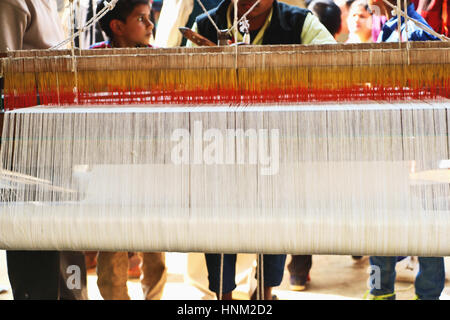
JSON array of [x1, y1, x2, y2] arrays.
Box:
[[91, 0, 167, 300]]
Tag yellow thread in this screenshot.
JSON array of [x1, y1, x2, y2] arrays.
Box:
[[2, 55, 448, 106]]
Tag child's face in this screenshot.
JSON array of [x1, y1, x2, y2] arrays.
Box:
[[120, 4, 153, 47]]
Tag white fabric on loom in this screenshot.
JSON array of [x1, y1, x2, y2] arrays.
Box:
[[0, 101, 449, 255]]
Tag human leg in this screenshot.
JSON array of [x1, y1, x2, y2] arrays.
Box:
[[141, 252, 167, 300], [368, 256, 397, 299], [262, 254, 287, 288], [287, 255, 312, 290], [250, 254, 286, 300], [96, 251, 130, 300], [415, 257, 445, 300], [58, 251, 88, 300], [204, 253, 237, 299], [7, 250, 59, 299]]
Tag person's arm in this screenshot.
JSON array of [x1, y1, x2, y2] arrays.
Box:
[[301, 13, 337, 45], [0, 3, 28, 51]]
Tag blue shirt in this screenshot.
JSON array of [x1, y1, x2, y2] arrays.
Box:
[[89, 40, 113, 49], [377, 4, 439, 42]]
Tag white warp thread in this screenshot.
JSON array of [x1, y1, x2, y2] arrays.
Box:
[[0, 101, 449, 255]]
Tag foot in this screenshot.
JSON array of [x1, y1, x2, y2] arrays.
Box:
[[0, 285, 8, 294], [365, 291, 396, 300], [216, 292, 233, 300], [250, 287, 275, 300], [289, 275, 310, 291]]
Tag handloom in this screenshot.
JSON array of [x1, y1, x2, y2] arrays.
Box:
[[0, 42, 449, 256]]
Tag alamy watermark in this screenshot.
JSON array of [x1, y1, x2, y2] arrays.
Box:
[[66, 265, 82, 290], [367, 265, 381, 290], [171, 121, 280, 176]]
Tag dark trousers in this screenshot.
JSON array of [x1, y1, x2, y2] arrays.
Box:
[[288, 255, 312, 281], [205, 253, 286, 294], [369, 256, 445, 300], [6, 250, 88, 300]]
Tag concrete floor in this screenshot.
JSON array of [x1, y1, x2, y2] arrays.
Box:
[[1, 250, 449, 300]]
